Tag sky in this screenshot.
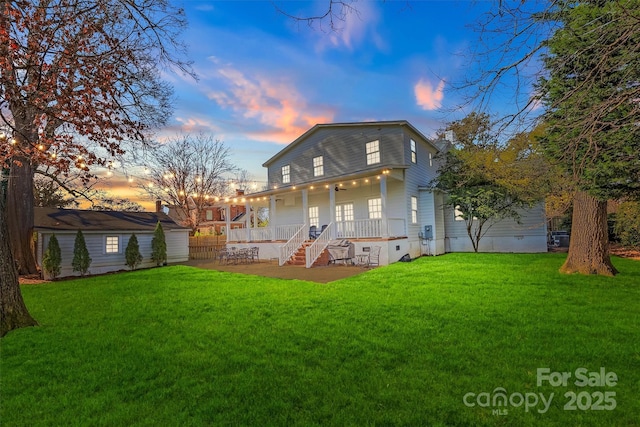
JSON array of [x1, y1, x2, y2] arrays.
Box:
[[101, 0, 515, 209]]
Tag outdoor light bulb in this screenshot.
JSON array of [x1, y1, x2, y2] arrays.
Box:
[[80, 163, 86, 168], [10, 138, 17, 145], [224, 198, 229, 202], [377, 176, 381, 180], [148, 183, 154, 188], [205, 195, 210, 200], [164, 187, 169, 192], [324, 184, 329, 189], [339, 183, 343, 187], [241, 198, 246, 202], [352, 181, 356, 185], [179, 190, 185, 196], [196, 177, 202, 183], [50, 153, 56, 159], [365, 179, 369, 183], [38, 144, 44, 150], [214, 197, 219, 202], [310, 186, 314, 190], [292, 186, 296, 189], [107, 171, 113, 176]]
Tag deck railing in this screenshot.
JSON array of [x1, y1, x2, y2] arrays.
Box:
[[279, 224, 307, 266], [227, 224, 304, 242], [335, 218, 406, 239], [305, 222, 335, 268]]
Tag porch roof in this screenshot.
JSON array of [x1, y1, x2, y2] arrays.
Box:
[[242, 164, 408, 202]]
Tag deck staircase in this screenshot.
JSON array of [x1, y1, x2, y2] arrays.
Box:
[[285, 240, 330, 267]]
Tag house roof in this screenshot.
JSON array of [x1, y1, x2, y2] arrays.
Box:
[[34, 208, 189, 232], [262, 120, 438, 167]]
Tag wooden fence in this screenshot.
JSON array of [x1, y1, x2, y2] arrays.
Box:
[[188, 235, 226, 260]]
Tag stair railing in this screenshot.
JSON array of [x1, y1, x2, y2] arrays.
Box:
[[279, 224, 307, 266], [305, 223, 335, 268]]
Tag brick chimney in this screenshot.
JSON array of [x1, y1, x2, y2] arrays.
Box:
[[236, 189, 245, 196], [155, 200, 162, 213]]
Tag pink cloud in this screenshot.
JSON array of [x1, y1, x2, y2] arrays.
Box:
[[414, 78, 446, 111], [209, 67, 334, 143]]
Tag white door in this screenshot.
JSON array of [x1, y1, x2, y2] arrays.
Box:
[[336, 203, 354, 237]]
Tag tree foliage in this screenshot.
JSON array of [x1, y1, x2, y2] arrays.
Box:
[[614, 202, 640, 249], [151, 221, 167, 266], [433, 113, 548, 252], [124, 234, 143, 270], [42, 234, 62, 279], [71, 230, 91, 276], [34, 175, 78, 208], [536, 0, 640, 275], [140, 134, 238, 231]]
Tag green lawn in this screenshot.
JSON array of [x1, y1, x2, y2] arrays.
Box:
[[1, 253, 639, 426]]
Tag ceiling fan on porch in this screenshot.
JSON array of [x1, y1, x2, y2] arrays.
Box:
[[334, 185, 348, 192]]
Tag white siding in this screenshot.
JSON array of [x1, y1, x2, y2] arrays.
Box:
[[38, 229, 189, 280], [443, 201, 548, 253]]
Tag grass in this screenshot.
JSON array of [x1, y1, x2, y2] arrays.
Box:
[[1, 253, 639, 426]]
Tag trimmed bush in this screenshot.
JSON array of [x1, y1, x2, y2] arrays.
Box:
[[72, 230, 92, 276], [151, 221, 167, 266], [125, 234, 143, 270], [42, 234, 61, 279]]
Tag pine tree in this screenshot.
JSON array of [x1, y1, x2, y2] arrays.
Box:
[[125, 234, 143, 270], [42, 234, 62, 279], [71, 230, 92, 276], [151, 221, 167, 266]]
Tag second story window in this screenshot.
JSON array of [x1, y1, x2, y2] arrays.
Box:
[[410, 139, 417, 163], [313, 155, 324, 177], [282, 164, 290, 184], [366, 140, 380, 165]]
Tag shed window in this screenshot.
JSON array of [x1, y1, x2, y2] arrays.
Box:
[[105, 236, 119, 253], [313, 156, 324, 177], [366, 140, 380, 165]]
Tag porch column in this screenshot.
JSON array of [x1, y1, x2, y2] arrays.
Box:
[[225, 205, 231, 242], [329, 184, 336, 239], [269, 195, 276, 241], [380, 175, 388, 237], [245, 199, 251, 242], [302, 189, 309, 226]]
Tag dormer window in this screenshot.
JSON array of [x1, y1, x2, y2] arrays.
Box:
[[282, 164, 290, 184], [366, 140, 380, 165], [313, 156, 324, 177]]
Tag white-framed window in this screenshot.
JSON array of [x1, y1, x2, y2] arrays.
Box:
[[429, 152, 433, 167], [368, 198, 382, 219], [281, 164, 290, 184], [410, 139, 417, 164], [309, 206, 319, 227], [105, 235, 120, 253], [454, 205, 464, 221], [206, 210, 213, 221], [366, 140, 380, 165], [411, 196, 418, 224], [336, 203, 354, 222], [313, 156, 324, 177]]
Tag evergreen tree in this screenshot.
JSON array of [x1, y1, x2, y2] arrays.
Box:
[[151, 221, 167, 266], [538, 0, 640, 275], [125, 234, 143, 270], [71, 230, 91, 276], [42, 234, 62, 279]]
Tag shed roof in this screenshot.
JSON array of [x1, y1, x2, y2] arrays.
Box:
[[34, 208, 189, 232]]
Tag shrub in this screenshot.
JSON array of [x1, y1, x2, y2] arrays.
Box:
[[151, 221, 167, 266], [614, 201, 640, 248], [125, 234, 143, 270], [71, 230, 92, 276], [42, 234, 61, 279]]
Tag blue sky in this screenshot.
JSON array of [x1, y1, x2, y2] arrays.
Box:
[[159, 1, 493, 178], [106, 0, 526, 207]]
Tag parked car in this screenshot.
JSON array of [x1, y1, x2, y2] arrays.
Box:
[[548, 230, 570, 248]]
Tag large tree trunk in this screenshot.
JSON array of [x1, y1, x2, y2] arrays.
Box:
[[560, 191, 617, 276], [7, 160, 38, 275], [1, 170, 38, 337]]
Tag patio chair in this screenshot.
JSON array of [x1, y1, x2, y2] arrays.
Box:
[[249, 246, 259, 263], [369, 246, 381, 267], [309, 225, 318, 239]]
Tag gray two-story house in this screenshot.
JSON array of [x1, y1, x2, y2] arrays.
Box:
[[225, 121, 547, 267]]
